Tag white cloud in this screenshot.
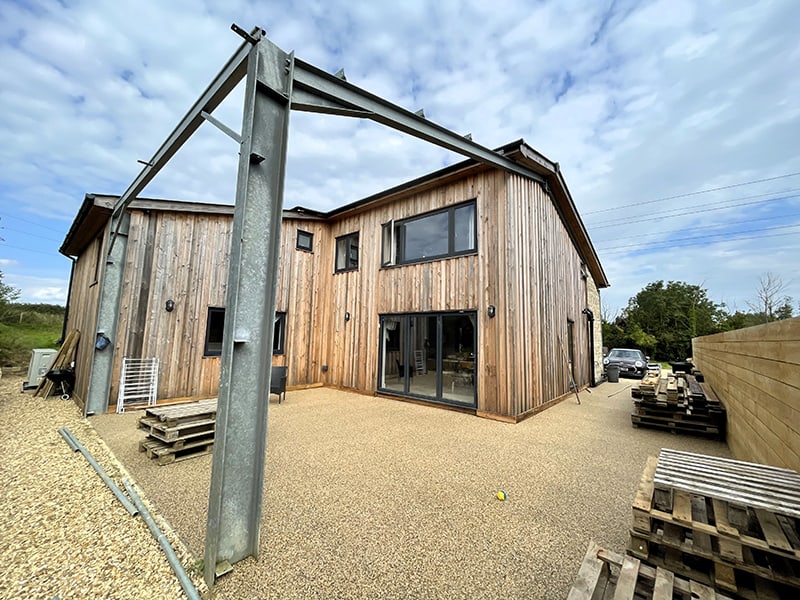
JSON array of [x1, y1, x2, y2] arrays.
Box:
[[0, 0, 798, 318]]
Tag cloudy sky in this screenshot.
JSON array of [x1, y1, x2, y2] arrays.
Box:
[[1, 0, 799, 318]]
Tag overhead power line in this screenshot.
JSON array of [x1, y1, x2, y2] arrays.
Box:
[[0, 242, 63, 257], [598, 223, 800, 253], [591, 210, 800, 245], [584, 171, 800, 215], [0, 211, 67, 234], [587, 189, 800, 228]]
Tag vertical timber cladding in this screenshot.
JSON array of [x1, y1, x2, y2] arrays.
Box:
[[110, 208, 232, 405], [503, 174, 590, 415], [322, 171, 487, 393], [66, 227, 110, 406], [273, 217, 332, 384]]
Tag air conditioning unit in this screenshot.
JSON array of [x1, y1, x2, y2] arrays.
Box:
[[23, 349, 58, 390]]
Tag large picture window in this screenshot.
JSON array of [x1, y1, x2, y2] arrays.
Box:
[[204, 308, 286, 356], [335, 232, 359, 272], [382, 200, 476, 266]]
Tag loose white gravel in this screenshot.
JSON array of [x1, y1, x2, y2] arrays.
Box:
[[0, 375, 209, 600], [92, 379, 731, 599]]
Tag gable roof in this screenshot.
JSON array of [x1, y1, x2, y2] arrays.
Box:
[[62, 140, 607, 287]]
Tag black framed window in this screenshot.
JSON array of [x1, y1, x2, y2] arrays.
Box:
[[335, 232, 359, 272], [383, 200, 476, 266], [204, 308, 286, 356], [204, 307, 226, 356], [296, 230, 313, 252]]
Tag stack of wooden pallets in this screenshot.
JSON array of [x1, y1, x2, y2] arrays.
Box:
[[629, 449, 800, 599], [631, 372, 726, 439], [568, 540, 734, 599], [138, 399, 217, 465]]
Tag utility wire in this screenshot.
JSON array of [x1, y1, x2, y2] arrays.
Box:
[[0, 211, 67, 234], [591, 210, 800, 243], [0, 242, 63, 257], [587, 189, 800, 228], [598, 225, 800, 254], [584, 171, 800, 215], [1, 226, 62, 243]]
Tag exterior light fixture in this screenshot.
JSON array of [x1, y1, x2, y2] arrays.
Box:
[[345, 311, 351, 322], [166, 299, 175, 312], [487, 305, 496, 318]]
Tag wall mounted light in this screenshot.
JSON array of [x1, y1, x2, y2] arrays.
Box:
[[344, 311, 351, 322], [165, 299, 175, 312], [487, 305, 496, 318]]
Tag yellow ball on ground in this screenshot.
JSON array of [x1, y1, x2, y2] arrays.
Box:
[[497, 490, 507, 501]]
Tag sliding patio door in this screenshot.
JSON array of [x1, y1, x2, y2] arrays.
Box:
[[378, 312, 476, 408]]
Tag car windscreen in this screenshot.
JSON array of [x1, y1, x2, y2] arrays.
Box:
[[610, 350, 641, 359]]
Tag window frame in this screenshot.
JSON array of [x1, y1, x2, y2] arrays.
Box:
[[296, 229, 314, 252], [203, 307, 286, 357], [203, 307, 226, 357], [273, 312, 286, 355], [384, 199, 477, 267], [335, 231, 360, 273]]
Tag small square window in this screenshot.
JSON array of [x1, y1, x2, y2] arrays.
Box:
[[204, 308, 286, 356], [296, 230, 313, 252]]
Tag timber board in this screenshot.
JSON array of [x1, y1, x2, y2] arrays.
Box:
[[567, 539, 734, 600]]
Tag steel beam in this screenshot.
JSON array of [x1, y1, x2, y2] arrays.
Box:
[[84, 211, 130, 416], [290, 58, 546, 185], [106, 28, 261, 254], [203, 37, 293, 585]]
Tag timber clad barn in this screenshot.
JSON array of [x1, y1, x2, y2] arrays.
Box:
[[61, 139, 608, 422]]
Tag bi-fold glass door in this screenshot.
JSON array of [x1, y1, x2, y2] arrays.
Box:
[[378, 311, 476, 408]]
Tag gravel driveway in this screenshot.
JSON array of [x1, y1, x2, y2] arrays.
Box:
[[90, 379, 730, 599], [0, 374, 207, 600]]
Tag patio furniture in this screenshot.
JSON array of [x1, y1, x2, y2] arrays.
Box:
[[270, 366, 287, 403]]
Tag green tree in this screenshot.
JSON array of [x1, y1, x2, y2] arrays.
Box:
[[622, 280, 723, 361], [0, 270, 20, 315]]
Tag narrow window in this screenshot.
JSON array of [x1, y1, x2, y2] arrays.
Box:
[[273, 312, 286, 355], [296, 230, 313, 252], [381, 220, 395, 266], [91, 235, 103, 285], [204, 307, 226, 356], [335, 232, 359, 272]]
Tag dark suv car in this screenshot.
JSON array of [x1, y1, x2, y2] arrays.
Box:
[[604, 348, 648, 378]]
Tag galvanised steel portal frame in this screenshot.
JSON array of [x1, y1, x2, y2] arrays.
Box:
[[97, 26, 549, 586]]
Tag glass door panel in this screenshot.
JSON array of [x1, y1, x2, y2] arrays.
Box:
[[408, 315, 438, 398], [441, 313, 476, 405], [380, 315, 407, 394]]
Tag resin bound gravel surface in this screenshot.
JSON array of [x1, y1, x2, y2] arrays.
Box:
[[0, 374, 208, 600], [93, 377, 731, 599]]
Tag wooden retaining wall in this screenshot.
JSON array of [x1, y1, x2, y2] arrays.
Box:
[[692, 317, 800, 471]]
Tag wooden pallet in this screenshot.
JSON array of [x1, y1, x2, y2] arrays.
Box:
[[138, 437, 214, 465], [631, 414, 721, 437], [138, 415, 216, 443], [631, 452, 800, 596], [568, 540, 734, 599], [144, 398, 217, 427]]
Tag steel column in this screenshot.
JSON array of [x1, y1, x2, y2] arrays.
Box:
[[203, 38, 293, 585], [84, 211, 130, 416]]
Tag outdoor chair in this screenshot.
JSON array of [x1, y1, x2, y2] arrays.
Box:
[[270, 366, 287, 403]]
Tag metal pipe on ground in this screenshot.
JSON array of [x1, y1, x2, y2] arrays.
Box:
[[58, 427, 138, 517], [123, 479, 202, 600]]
